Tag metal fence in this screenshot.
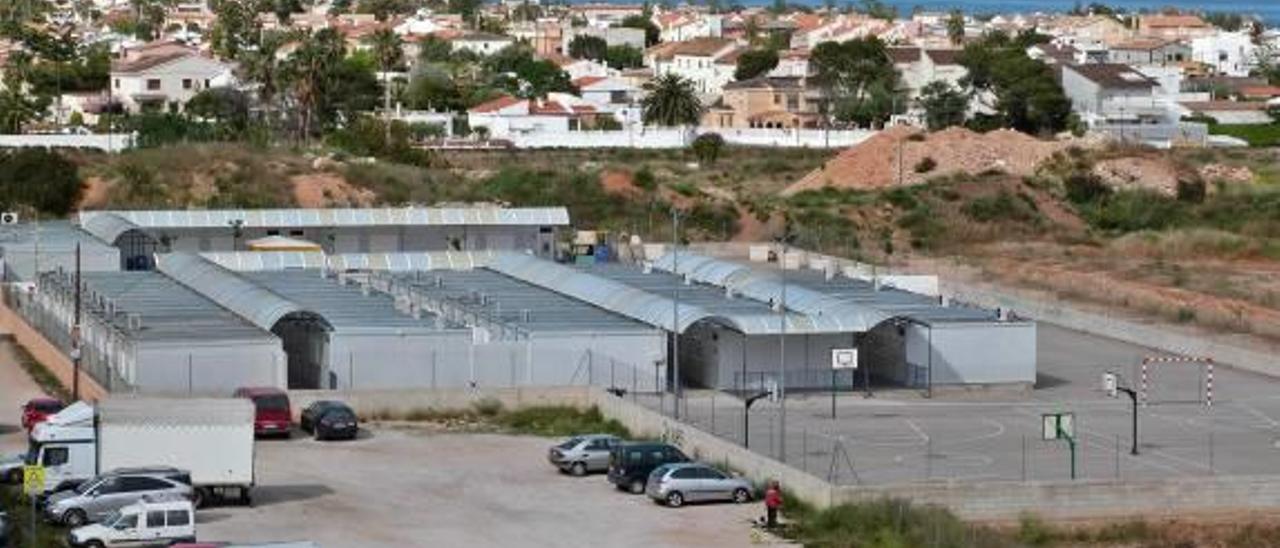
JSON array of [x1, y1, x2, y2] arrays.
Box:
[[635, 389, 1280, 487], [3, 280, 133, 392]]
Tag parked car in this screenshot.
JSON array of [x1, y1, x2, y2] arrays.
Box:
[[233, 387, 291, 438], [304, 403, 358, 441], [45, 467, 193, 527], [21, 397, 63, 432], [645, 462, 754, 508], [607, 442, 688, 494], [299, 401, 358, 440], [548, 434, 621, 476], [66, 494, 194, 547]]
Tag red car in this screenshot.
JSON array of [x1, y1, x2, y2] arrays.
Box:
[[233, 387, 292, 438], [21, 397, 63, 432]]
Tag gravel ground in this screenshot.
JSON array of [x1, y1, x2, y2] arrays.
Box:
[[197, 427, 785, 548]]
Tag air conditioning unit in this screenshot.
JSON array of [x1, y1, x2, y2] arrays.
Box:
[[0, 212, 17, 225]]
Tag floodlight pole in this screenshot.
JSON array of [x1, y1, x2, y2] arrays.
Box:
[[72, 242, 81, 400], [670, 209, 681, 420]]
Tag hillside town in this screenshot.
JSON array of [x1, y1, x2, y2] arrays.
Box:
[[0, 0, 1277, 150]]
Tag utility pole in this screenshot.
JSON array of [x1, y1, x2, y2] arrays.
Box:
[[72, 242, 81, 400], [671, 209, 681, 420], [777, 235, 788, 463]]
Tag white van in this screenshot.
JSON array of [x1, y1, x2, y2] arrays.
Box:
[[67, 495, 196, 547]]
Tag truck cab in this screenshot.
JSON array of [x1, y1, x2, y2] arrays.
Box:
[[66, 495, 196, 547], [28, 401, 97, 493]]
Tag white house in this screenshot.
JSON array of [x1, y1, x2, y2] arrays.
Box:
[[572, 76, 643, 125], [655, 11, 723, 43], [646, 37, 741, 96], [891, 48, 968, 102], [1060, 63, 1168, 126], [467, 93, 604, 138], [451, 32, 515, 56], [1191, 32, 1257, 77], [109, 42, 235, 113]]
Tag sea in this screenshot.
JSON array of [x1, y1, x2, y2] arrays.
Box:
[[659, 0, 1280, 26]]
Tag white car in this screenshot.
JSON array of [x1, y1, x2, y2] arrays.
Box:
[[67, 495, 195, 547]]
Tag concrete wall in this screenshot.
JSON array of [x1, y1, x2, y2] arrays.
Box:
[[905, 321, 1037, 386], [0, 133, 136, 153], [507, 128, 874, 149], [288, 385, 596, 420], [832, 475, 1280, 521]]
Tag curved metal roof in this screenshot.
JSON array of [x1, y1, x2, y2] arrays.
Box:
[[488, 253, 839, 334], [157, 252, 327, 331], [79, 212, 143, 244], [652, 253, 892, 332], [199, 251, 496, 272], [81, 207, 569, 230]]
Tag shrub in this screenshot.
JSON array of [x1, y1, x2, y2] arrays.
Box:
[[914, 157, 938, 174], [0, 149, 82, 215], [962, 190, 1037, 223], [1064, 171, 1110, 204], [633, 166, 657, 191], [690, 133, 725, 165], [1176, 175, 1207, 203]]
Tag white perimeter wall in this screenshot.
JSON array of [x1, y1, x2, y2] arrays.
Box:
[[507, 128, 875, 149]]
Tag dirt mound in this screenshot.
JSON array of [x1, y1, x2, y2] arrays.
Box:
[[1093, 156, 1180, 196], [600, 169, 641, 198], [291, 173, 375, 207], [784, 127, 1071, 195], [77, 176, 110, 209], [1199, 162, 1254, 184]]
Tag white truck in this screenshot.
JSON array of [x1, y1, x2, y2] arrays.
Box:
[[27, 398, 255, 506]]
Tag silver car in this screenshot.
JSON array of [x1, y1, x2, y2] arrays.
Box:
[[646, 463, 754, 508], [45, 467, 192, 527], [547, 434, 621, 476]]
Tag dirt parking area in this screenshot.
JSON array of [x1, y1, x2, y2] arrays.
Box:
[[198, 428, 779, 547]]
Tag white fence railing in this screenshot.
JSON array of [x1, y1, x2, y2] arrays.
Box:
[[506, 127, 875, 149]]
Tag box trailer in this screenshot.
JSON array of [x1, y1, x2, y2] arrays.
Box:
[[28, 398, 255, 506]]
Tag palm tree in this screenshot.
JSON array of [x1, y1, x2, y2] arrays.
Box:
[[286, 28, 344, 143], [946, 10, 965, 46], [367, 28, 404, 144], [641, 74, 702, 127]]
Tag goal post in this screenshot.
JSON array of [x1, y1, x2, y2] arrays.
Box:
[[1139, 355, 1214, 408]]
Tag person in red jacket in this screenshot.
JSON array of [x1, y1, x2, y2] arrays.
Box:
[[764, 479, 782, 529]]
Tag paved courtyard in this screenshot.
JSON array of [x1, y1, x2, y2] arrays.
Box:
[[644, 324, 1280, 485]]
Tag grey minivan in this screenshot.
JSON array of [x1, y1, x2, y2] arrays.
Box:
[[547, 434, 621, 476], [645, 463, 754, 507], [44, 467, 192, 527]]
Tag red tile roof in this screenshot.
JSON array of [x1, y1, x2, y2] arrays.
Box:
[[469, 95, 523, 113], [572, 76, 608, 88]]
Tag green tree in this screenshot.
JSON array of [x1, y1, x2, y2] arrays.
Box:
[[641, 73, 702, 126], [809, 36, 901, 127], [485, 45, 572, 98], [568, 34, 608, 60], [0, 52, 46, 132], [959, 33, 1070, 135], [946, 9, 965, 46], [0, 149, 81, 215], [185, 87, 250, 134], [447, 0, 483, 26], [284, 28, 346, 140], [734, 48, 778, 81], [404, 67, 465, 111], [368, 28, 405, 143], [604, 45, 643, 70], [620, 14, 660, 47], [917, 81, 968, 130], [416, 35, 454, 64], [357, 0, 409, 21], [209, 0, 259, 59]]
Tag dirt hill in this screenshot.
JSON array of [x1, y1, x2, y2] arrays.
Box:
[[784, 127, 1073, 195]]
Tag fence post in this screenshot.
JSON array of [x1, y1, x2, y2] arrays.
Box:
[[710, 392, 716, 435], [926, 437, 932, 480], [431, 350, 437, 389], [1021, 434, 1027, 482]]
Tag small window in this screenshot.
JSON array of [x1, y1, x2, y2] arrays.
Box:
[[146, 510, 166, 528], [267, 230, 280, 236], [113, 78, 120, 89], [146, 79, 161, 90], [42, 447, 68, 466], [166, 510, 190, 526], [182, 78, 193, 89], [289, 230, 304, 237]]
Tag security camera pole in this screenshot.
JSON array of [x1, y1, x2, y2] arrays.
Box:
[[72, 242, 81, 400]]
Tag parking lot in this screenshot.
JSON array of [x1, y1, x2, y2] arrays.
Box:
[[649, 324, 1280, 485], [196, 429, 774, 547], [0, 337, 777, 548]]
